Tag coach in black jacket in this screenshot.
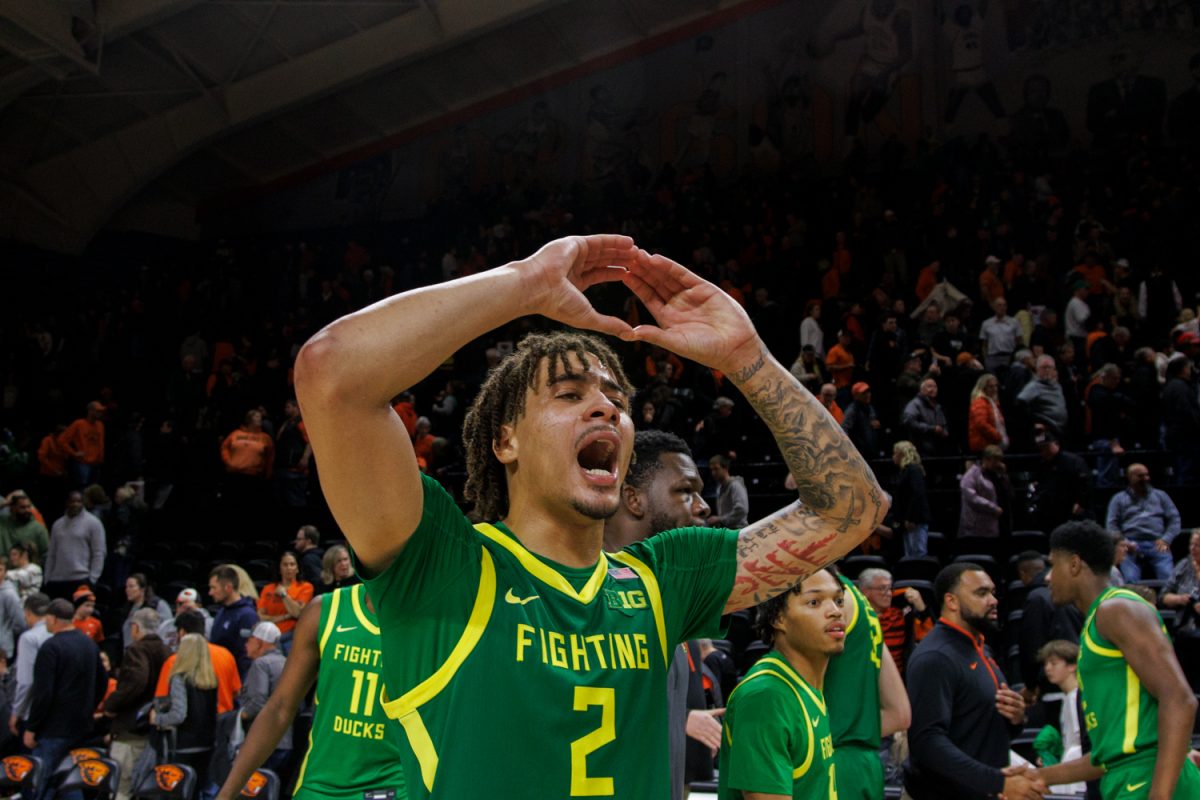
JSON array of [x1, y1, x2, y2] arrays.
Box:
[[904, 564, 1045, 800], [24, 598, 107, 800]]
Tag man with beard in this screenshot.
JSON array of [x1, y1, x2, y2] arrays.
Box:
[[1032, 522, 1200, 799], [603, 430, 720, 800], [904, 563, 1044, 800]]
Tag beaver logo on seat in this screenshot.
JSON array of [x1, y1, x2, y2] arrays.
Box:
[[70, 749, 102, 765], [77, 760, 110, 787], [241, 771, 269, 798], [2, 756, 35, 783], [155, 765, 187, 792]]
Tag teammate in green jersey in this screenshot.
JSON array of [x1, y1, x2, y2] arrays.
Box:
[[1031, 521, 1200, 800], [295, 236, 888, 798], [718, 567, 845, 800], [216, 584, 406, 800], [822, 572, 910, 799]]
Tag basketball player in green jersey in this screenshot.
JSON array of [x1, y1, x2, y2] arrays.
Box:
[[718, 567, 846, 799], [215, 584, 406, 800], [1030, 521, 1200, 800], [295, 236, 887, 798], [822, 572, 909, 799]]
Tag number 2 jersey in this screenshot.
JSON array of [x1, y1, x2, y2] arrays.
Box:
[[292, 584, 407, 800], [360, 474, 739, 798]]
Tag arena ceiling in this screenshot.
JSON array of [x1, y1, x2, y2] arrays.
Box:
[[0, 0, 748, 254]]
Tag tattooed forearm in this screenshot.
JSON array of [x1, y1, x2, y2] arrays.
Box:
[[728, 351, 766, 384], [722, 352, 889, 613]]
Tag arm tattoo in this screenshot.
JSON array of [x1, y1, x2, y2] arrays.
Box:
[[724, 355, 887, 612], [729, 351, 766, 384]]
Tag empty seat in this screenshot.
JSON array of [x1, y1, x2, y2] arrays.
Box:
[[840, 555, 888, 580], [893, 556, 940, 583]]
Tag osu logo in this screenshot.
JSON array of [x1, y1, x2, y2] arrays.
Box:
[[241, 771, 268, 798], [2, 756, 34, 783], [155, 765, 186, 792], [70, 749, 102, 765], [78, 760, 111, 787]]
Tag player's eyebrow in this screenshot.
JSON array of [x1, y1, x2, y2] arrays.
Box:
[[548, 371, 627, 398]]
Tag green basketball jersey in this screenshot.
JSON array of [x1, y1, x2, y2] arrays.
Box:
[[293, 585, 407, 800], [360, 474, 738, 799], [824, 574, 884, 750], [718, 651, 836, 800], [1077, 587, 1167, 770]]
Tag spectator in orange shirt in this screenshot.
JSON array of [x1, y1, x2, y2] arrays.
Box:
[[256, 551, 313, 651], [391, 390, 418, 438], [37, 425, 67, 480], [916, 261, 942, 303], [826, 329, 857, 406], [221, 410, 274, 479], [154, 610, 241, 715], [818, 383, 845, 426], [413, 416, 436, 467], [71, 586, 103, 643], [59, 402, 105, 488], [979, 255, 1005, 304]]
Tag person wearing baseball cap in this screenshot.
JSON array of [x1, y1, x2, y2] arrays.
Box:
[[1032, 425, 1092, 532], [155, 588, 213, 650], [241, 622, 290, 771], [71, 585, 103, 644], [843, 382, 882, 458]]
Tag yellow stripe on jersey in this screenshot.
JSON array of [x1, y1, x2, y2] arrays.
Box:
[[474, 523, 608, 604], [1083, 589, 1154, 659], [607, 550, 668, 669], [350, 584, 380, 634], [318, 590, 339, 656], [382, 547, 496, 720], [1082, 624, 1123, 659], [724, 669, 815, 777], [843, 583, 860, 637], [1123, 664, 1140, 755], [758, 656, 827, 715], [397, 709, 438, 793]]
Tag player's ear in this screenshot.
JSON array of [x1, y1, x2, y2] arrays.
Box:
[[493, 424, 518, 465], [621, 484, 645, 518]]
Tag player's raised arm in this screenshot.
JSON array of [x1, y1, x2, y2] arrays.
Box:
[[623, 251, 888, 613], [295, 235, 638, 572]]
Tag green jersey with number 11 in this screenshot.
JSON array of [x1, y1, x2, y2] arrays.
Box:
[[359, 474, 739, 798]]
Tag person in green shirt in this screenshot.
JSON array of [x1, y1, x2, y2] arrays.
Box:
[[0, 492, 49, 565], [294, 236, 888, 798], [1033, 520, 1200, 800], [718, 567, 845, 799], [822, 572, 910, 799]]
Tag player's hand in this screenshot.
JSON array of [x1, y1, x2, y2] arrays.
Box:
[[1189, 749, 1200, 768], [520, 235, 639, 338], [999, 766, 1047, 800], [685, 708, 725, 755], [622, 250, 760, 378], [1154, 538, 1170, 553], [903, 587, 926, 612], [996, 683, 1026, 725]]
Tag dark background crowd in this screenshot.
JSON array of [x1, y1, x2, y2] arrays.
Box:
[[4, 50, 1200, 797]]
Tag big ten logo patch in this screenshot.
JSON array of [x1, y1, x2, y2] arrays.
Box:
[[603, 589, 647, 616]]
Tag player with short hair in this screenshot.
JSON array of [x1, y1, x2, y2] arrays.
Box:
[[215, 584, 405, 800], [295, 236, 886, 797], [718, 567, 845, 799], [1033, 521, 1200, 799]]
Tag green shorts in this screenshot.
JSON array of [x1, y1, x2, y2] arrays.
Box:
[[832, 744, 884, 800], [1099, 753, 1200, 800]]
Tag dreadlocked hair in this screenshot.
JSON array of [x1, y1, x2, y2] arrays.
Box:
[[462, 330, 634, 521]]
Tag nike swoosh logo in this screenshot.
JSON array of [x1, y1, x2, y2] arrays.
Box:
[[1126, 782, 1148, 792], [505, 588, 540, 605], [335, 625, 358, 633]]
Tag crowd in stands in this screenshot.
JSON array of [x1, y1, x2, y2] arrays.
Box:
[[0, 76, 1199, 794]]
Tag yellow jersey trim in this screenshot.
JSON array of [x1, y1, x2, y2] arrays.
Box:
[[350, 583, 380, 635], [843, 583, 861, 637], [318, 590, 339, 656], [758, 656, 827, 715], [1083, 588, 1153, 659], [381, 547, 496, 720], [1123, 664, 1140, 755], [474, 523, 608, 604], [397, 710, 438, 792], [725, 669, 815, 778], [607, 550, 669, 669]]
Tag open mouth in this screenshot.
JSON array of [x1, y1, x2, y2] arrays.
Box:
[[825, 623, 846, 639], [576, 430, 621, 482]]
